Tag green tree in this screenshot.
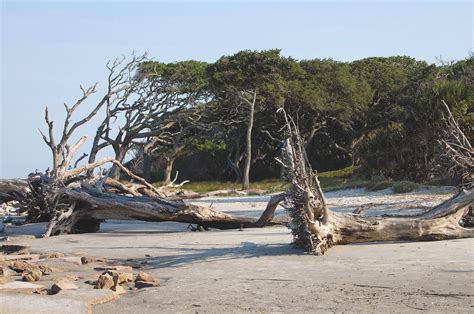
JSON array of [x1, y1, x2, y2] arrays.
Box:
[[137, 60, 209, 182], [206, 49, 287, 189]]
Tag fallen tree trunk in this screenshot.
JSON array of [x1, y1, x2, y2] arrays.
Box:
[[6, 152, 283, 236], [0, 179, 29, 203], [44, 188, 284, 236], [295, 190, 473, 254], [327, 190, 473, 244], [277, 110, 473, 255]]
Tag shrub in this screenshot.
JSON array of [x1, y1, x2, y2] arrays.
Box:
[[392, 181, 419, 193], [367, 180, 392, 191], [319, 166, 357, 178], [367, 180, 393, 191]]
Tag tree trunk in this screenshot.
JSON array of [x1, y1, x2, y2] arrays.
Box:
[[45, 188, 283, 236], [143, 151, 152, 182], [242, 90, 256, 190], [226, 146, 242, 183], [8, 104, 474, 251], [163, 157, 175, 185], [330, 190, 472, 240], [277, 115, 474, 255], [110, 148, 127, 180], [109, 166, 120, 181], [88, 123, 107, 165]]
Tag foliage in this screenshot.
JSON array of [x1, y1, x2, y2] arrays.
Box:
[[318, 166, 356, 178], [392, 181, 419, 193], [131, 52, 473, 186], [366, 180, 393, 191]]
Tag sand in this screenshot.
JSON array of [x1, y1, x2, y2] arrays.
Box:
[[1, 187, 473, 313]]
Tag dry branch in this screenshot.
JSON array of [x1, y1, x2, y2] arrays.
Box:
[[439, 100, 473, 187]]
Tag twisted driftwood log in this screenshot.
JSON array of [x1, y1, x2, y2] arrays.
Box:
[[0, 179, 29, 203], [13, 165, 284, 237], [276, 110, 473, 255], [43, 187, 284, 236]]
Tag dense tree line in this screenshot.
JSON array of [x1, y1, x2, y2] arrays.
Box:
[[114, 51, 473, 185]]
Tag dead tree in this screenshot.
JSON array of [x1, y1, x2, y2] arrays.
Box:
[[12, 71, 281, 236], [273, 109, 473, 255], [86, 54, 181, 179], [438, 100, 473, 188], [86, 53, 150, 171]]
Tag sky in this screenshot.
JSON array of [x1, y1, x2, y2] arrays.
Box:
[[1, 0, 473, 178]]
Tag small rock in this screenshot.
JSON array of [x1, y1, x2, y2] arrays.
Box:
[[114, 271, 132, 284], [81, 256, 96, 264], [102, 270, 132, 284], [45, 252, 64, 259], [11, 260, 39, 273], [135, 272, 159, 284], [22, 269, 42, 282], [34, 288, 49, 295], [111, 284, 127, 295], [94, 273, 115, 289], [0, 276, 7, 284], [38, 265, 60, 274], [50, 280, 78, 294], [135, 281, 159, 289]]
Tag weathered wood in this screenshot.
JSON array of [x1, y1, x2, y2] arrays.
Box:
[[278, 109, 474, 255], [0, 179, 29, 202], [254, 193, 285, 227], [45, 188, 281, 236], [328, 190, 473, 244]]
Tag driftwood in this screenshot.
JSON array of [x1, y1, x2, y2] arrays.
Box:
[[19, 165, 286, 237], [0, 179, 29, 203], [44, 188, 284, 236], [276, 109, 473, 254], [0, 172, 284, 236]]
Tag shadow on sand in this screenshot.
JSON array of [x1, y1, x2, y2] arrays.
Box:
[[102, 242, 304, 269]]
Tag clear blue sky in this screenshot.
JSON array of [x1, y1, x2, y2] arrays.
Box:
[[1, 0, 473, 178]]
